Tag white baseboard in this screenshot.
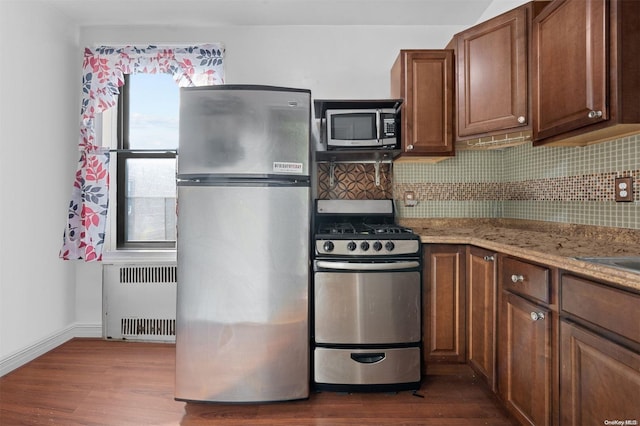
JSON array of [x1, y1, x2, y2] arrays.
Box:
[[0, 322, 102, 377]]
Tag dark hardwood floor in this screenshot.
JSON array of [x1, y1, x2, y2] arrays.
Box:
[[0, 339, 517, 425]]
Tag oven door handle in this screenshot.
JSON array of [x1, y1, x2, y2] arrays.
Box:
[[315, 260, 420, 271]]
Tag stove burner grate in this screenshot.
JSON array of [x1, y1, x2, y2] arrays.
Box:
[[365, 224, 411, 234], [317, 222, 413, 236], [318, 223, 357, 235]]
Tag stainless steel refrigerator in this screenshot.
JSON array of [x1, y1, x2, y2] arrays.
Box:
[[175, 85, 311, 403]]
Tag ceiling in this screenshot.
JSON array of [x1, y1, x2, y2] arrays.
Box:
[[40, 0, 497, 27]]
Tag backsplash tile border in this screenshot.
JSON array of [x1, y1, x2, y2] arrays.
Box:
[[314, 135, 638, 229], [393, 134, 639, 230]]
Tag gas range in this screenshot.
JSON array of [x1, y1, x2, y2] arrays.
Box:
[[312, 198, 423, 392], [313, 199, 420, 257]]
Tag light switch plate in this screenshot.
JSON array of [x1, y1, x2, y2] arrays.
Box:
[[615, 177, 633, 202]]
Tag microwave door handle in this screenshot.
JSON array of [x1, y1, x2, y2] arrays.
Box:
[[376, 109, 382, 142]]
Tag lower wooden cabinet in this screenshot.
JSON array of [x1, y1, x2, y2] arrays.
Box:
[[498, 292, 552, 426], [423, 245, 466, 366], [466, 246, 497, 390], [559, 273, 640, 425], [421, 243, 640, 425], [559, 320, 640, 425], [498, 256, 553, 426]]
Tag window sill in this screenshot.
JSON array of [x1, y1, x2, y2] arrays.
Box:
[[102, 249, 177, 264]]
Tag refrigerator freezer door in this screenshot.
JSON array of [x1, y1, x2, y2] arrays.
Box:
[[175, 183, 310, 403], [178, 86, 310, 178]]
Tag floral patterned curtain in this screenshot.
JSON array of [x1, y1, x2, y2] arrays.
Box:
[[60, 44, 225, 261]]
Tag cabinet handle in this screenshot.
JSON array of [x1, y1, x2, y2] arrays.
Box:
[[517, 116, 526, 124], [406, 144, 414, 151], [483, 255, 495, 262], [588, 110, 603, 119], [511, 274, 524, 283], [530, 311, 545, 321]]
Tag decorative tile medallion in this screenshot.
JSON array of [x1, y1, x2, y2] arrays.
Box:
[[317, 163, 392, 200]]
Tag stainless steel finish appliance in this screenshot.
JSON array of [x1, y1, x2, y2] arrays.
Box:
[[175, 85, 311, 403], [312, 199, 422, 392], [313, 99, 402, 150]]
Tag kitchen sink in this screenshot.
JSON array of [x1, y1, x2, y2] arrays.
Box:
[[575, 257, 640, 274]]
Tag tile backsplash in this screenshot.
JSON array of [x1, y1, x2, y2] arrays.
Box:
[[317, 163, 393, 200], [393, 134, 640, 230]]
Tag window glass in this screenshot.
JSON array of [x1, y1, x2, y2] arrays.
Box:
[[128, 73, 179, 149], [125, 158, 177, 242], [117, 73, 178, 249]]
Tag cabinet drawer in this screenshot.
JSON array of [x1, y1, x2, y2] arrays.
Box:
[[561, 274, 640, 343], [501, 257, 550, 303]]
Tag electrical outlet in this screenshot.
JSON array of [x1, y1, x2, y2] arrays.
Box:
[[615, 177, 633, 202], [404, 191, 418, 207]]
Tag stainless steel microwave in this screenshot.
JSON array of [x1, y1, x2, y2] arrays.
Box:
[[325, 108, 399, 149]]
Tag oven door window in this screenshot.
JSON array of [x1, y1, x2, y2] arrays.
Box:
[[314, 271, 421, 345]]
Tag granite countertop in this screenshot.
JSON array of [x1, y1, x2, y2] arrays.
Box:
[[398, 218, 640, 292]]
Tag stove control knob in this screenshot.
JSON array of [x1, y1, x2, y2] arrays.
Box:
[[373, 241, 383, 251], [360, 241, 370, 251], [323, 241, 334, 252], [385, 241, 395, 251], [347, 241, 357, 251]]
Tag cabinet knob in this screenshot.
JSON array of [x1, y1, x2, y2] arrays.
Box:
[[517, 116, 526, 124], [406, 144, 414, 151], [588, 110, 603, 119], [483, 255, 495, 262], [530, 311, 545, 321], [511, 274, 524, 283]]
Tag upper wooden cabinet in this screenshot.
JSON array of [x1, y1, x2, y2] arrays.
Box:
[[391, 50, 454, 159], [532, 0, 640, 146], [453, 2, 548, 141]]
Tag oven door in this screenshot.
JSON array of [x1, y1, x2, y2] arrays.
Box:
[[313, 259, 421, 345]]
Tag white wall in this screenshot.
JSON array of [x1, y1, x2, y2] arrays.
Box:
[[80, 25, 463, 99], [0, 1, 82, 367], [475, 0, 529, 23]]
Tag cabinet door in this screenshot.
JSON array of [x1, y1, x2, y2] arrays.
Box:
[[423, 245, 466, 366], [467, 247, 497, 390], [456, 6, 528, 138], [560, 320, 640, 425], [532, 0, 608, 141], [499, 292, 551, 426], [391, 50, 454, 157]]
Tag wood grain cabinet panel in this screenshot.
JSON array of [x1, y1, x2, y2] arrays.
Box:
[[391, 50, 454, 158], [466, 246, 497, 390], [561, 274, 640, 343], [454, 2, 548, 140], [498, 292, 552, 426], [532, 0, 640, 145], [501, 256, 550, 304], [559, 273, 640, 424], [560, 320, 640, 425], [498, 256, 553, 426], [423, 245, 466, 367]]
